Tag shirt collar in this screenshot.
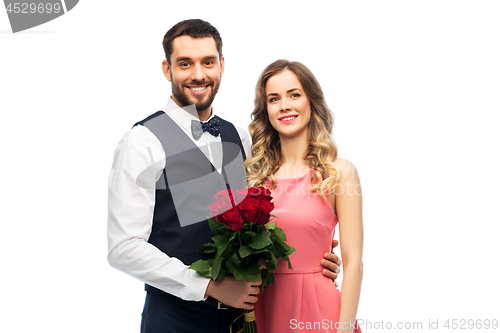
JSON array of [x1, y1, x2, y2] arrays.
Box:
[[162, 97, 215, 132]]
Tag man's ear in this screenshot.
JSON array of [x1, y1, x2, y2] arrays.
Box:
[[220, 55, 225, 78], [162, 59, 172, 82]]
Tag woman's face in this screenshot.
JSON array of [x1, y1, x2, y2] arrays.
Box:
[[265, 69, 311, 139]]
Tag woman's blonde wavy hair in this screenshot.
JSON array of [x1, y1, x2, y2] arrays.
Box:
[[245, 60, 339, 199]]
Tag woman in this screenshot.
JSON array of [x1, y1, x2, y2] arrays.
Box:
[[246, 60, 363, 333]]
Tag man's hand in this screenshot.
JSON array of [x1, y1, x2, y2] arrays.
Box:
[[321, 239, 342, 286], [205, 276, 262, 309]]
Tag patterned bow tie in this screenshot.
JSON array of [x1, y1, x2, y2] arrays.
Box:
[[191, 115, 221, 140]]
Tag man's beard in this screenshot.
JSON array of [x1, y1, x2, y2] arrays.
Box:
[[171, 79, 220, 114]]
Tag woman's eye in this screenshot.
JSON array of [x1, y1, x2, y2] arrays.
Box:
[[291, 93, 300, 98], [269, 97, 278, 103]]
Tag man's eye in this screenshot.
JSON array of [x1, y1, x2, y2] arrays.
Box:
[[205, 61, 214, 66], [179, 63, 189, 67]]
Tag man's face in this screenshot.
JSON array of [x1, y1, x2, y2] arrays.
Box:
[[163, 36, 224, 116]]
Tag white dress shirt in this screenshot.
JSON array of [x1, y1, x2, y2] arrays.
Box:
[[107, 98, 251, 301]]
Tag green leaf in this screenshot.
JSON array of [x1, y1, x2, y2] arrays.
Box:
[[272, 242, 286, 257], [198, 246, 216, 254], [265, 222, 277, 230], [217, 267, 226, 280], [244, 231, 257, 237], [221, 244, 234, 257], [248, 262, 261, 276], [246, 274, 262, 282], [211, 255, 223, 280], [227, 252, 241, 267], [208, 217, 226, 235], [189, 259, 213, 277], [228, 231, 238, 242], [240, 232, 252, 245], [267, 271, 275, 284], [260, 269, 274, 289], [211, 235, 223, 244], [270, 251, 278, 265], [271, 227, 287, 242], [248, 232, 272, 250], [197, 242, 217, 253], [251, 247, 269, 254], [216, 240, 229, 256], [239, 245, 252, 258], [285, 245, 296, 256], [264, 252, 278, 271], [280, 254, 293, 270], [246, 263, 262, 282], [231, 265, 248, 281], [264, 260, 277, 271], [260, 270, 268, 289], [225, 259, 233, 272]]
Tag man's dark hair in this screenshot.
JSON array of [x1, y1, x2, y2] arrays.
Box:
[[163, 19, 223, 64]]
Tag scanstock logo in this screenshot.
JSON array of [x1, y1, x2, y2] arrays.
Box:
[[3, 0, 79, 33]]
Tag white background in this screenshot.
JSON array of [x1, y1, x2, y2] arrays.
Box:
[[1, 1, 499, 332]]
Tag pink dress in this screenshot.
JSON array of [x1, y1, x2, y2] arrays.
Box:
[[254, 170, 361, 333]]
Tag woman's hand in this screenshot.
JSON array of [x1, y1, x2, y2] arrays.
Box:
[[321, 239, 342, 286]]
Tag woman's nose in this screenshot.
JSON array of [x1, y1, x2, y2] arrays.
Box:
[[280, 97, 290, 111]]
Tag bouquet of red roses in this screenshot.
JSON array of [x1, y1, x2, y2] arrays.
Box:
[[189, 187, 295, 333]]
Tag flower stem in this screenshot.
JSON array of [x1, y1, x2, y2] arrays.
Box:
[[243, 309, 258, 333]]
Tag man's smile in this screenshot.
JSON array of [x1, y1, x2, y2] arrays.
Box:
[[188, 85, 210, 94]]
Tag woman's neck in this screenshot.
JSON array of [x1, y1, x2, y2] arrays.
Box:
[[277, 132, 310, 177]]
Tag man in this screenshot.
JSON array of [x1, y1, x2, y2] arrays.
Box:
[[107, 19, 341, 333]]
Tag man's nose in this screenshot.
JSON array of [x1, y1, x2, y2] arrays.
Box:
[[191, 63, 206, 82]]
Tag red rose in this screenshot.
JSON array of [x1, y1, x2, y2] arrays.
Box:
[[253, 201, 274, 225], [233, 189, 249, 205], [220, 207, 244, 231], [246, 187, 260, 196], [255, 212, 269, 225], [209, 199, 233, 221], [238, 197, 260, 222], [214, 189, 229, 199], [249, 187, 273, 202], [259, 201, 274, 215], [214, 189, 237, 204]]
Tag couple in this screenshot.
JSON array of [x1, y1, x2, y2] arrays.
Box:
[[107, 19, 363, 333]]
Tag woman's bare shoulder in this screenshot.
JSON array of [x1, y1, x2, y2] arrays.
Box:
[[333, 158, 359, 178]]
